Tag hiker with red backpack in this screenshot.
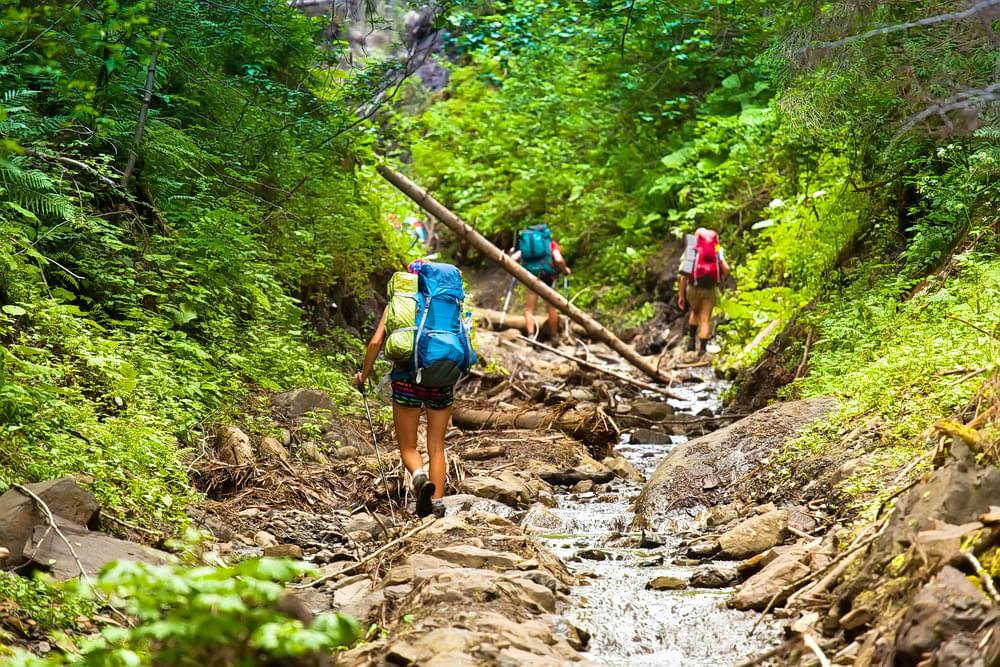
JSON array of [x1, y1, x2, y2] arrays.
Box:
[[678, 228, 730, 357], [355, 260, 477, 519], [509, 223, 571, 342]]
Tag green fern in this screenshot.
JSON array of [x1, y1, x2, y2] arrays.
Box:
[[0, 157, 77, 220]]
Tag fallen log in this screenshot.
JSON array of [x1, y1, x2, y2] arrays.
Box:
[[452, 405, 617, 454], [462, 446, 505, 461], [377, 164, 671, 385], [471, 307, 587, 337], [514, 336, 684, 401]]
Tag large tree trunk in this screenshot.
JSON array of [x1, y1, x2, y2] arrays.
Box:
[[471, 306, 587, 337], [377, 165, 671, 384]]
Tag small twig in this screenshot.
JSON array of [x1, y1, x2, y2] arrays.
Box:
[[735, 637, 803, 667], [946, 314, 999, 340], [947, 367, 988, 387], [802, 632, 831, 667], [963, 550, 1000, 602], [101, 513, 162, 537]]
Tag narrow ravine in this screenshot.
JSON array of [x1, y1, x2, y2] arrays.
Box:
[[537, 368, 784, 666]]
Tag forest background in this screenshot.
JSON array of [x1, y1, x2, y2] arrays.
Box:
[[0, 0, 999, 662]]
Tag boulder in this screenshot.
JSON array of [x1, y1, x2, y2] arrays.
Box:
[[717, 510, 789, 559], [706, 504, 739, 528], [519, 505, 566, 535], [633, 397, 837, 528], [346, 514, 391, 540], [216, 425, 255, 466], [629, 428, 673, 445], [442, 493, 520, 520], [272, 388, 336, 419], [571, 479, 595, 494], [458, 472, 534, 508], [690, 564, 739, 588], [0, 478, 101, 566], [254, 531, 279, 548]]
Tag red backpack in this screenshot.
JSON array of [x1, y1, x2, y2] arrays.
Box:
[[692, 229, 720, 287]]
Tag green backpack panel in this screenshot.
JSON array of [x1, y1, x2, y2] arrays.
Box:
[[385, 271, 419, 361]]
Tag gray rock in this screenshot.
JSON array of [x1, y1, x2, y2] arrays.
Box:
[[346, 514, 390, 540], [429, 544, 521, 570], [686, 539, 719, 558], [299, 440, 328, 463], [575, 548, 610, 561], [706, 504, 739, 528], [272, 388, 336, 419], [648, 575, 687, 590], [263, 544, 303, 559], [631, 399, 674, 420], [519, 505, 565, 535], [690, 564, 739, 588], [258, 436, 291, 464], [254, 531, 278, 548], [22, 521, 170, 580], [0, 478, 101, 566], [331, 445, 360, 459], [602, 455, 646, 483], [639, 531, 669, 549], [571, 479, 595, 494], [458, 472, 534, 508], [630, 428, 674, 445], [729, 544, 813, 610], [717, 510, 788, 559], [442, 493, 521, 520]]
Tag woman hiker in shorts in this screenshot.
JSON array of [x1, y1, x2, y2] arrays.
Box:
[[355, 299, 451, 520], [677, 227, 730, 357]]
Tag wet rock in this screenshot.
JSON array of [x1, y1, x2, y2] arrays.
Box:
[[685, 539, 719, 558], [633, 397, 837, 527], [429, 544, 521, 570], [299, 440, 328, 463], [786, 506, 818, 534], [636, 554, 664, 567], [458, 473, 534, 508], [518, 569, 568, 594], [717, 510, 788, 559], [254, 531, 279, 548], [602, 455, 646, 483], [647, 575, 687, 590], [895, 565, 993, 664], [537, 490, 558, 508], [535, 467, 614, 487], [674, 557, 700, 566], [331, 445, 360, 459], [690, 564, 739, 588], [258, 436, 291, 464], [443, 493, 520, 520], [629, 428, 673, 445], [272, 388, 336, 419], [575, 548, 610, 561], [216, 425, 255, 466], [519, 505, 565, 535], [631, 399, 674, 420], [639, 531, 669, 549], [571, 479, 595, 494], [262, 544, 303, 559], [706, 504, 739, 528]]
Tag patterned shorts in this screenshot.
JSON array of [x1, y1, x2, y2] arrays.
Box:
[[391, 380, 454, 410]]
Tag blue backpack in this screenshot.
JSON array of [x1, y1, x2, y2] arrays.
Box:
[[518, 224, 553, 278], [409, 262, 477, 387]]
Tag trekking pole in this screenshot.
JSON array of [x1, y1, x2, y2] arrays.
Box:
[[562, 275, 571, 338], [499, 275, 516, 327], [358, 382, 397, 526]]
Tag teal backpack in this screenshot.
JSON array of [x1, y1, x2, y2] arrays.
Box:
[[518, 224, 553, 278]]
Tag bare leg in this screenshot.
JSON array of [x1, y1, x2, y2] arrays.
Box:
[[695, 300, 714, 340], [546, 303, 559, 339], [524, 290, 539, 336], [392, 403, 424, 474], [424, 406, 451, 499]]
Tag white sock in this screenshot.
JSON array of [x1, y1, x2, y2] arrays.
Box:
[[412, 468, 427, 479]]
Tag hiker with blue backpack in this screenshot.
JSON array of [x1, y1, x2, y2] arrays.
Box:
[[355, 260, 477, 519], [678, 227, 730, 357], [510, 223, 571, 342]]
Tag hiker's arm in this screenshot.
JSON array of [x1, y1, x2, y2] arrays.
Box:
[[509, 249, 522, 262], [552, 246, 571, 275], [677, 274, 688, 309], [720, 257, 731, 278], [356, 308, 387, 388]]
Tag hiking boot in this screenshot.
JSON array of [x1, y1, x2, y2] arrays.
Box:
[[685, 335, 697, 352], [412, 472, 435, 518], [431, 499, 445, 519]]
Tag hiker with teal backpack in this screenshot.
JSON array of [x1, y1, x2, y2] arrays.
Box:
[[510, 224, 571, 342], [677, 228, 730, 357], [355, 260, 477, 519]]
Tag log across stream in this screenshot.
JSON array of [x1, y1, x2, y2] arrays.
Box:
[[527, 366, 783, 665]]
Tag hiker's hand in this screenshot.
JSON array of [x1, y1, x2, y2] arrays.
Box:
[[564, 266, 572, 275], [677, 294, 686, 310], [354, 372, 365, 393]]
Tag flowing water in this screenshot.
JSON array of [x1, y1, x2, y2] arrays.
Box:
[[537, 367, 784, 666]]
